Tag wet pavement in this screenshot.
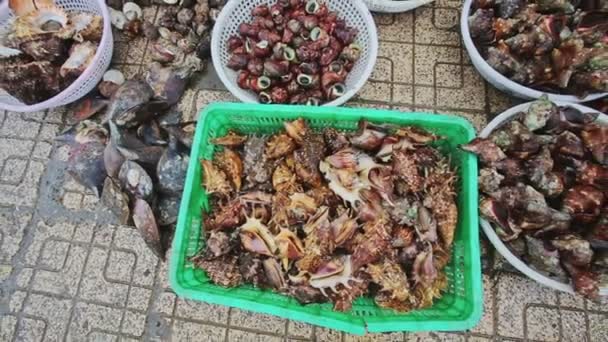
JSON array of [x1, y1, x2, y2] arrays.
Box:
[[0, 2, 607, 341]]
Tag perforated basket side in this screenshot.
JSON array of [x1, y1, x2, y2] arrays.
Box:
[[211, 0, 378, 106], [170, 103, 482, 335], [363, 0, 436, 13], [0, 0, 112, 112]]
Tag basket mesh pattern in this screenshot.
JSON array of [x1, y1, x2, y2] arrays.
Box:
[[363, 0, 436, 13], [170, 103, 482, 334], [212, 0, 378, 106], [0, 0, 112, 112]]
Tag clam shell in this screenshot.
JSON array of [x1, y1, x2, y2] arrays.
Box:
[[103, 69, 126, 85], [133, 198, 164, 258], [123, 2, 143, 21], [118, 160, 154, 201], [109, 7, 127, 30], [100, 177, 130, 225]]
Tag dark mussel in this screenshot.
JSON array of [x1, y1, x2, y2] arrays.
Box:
[[137, 120, 167, 146], [145, 62, 191, 106], [118, 160, 154, 201], [157, 195, 180, 226], [103, 137, 126, 179], [133, 198, 164, 258], [157, 136, 190, 196], [66, 140, 107, 198], [100, 177, 130, 225], [104, 81, 154, 125], [109, 122, 165, 167]]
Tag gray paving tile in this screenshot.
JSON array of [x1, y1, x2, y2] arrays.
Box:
[[561, 309, 588, 342], [171, 320, 226, 342]]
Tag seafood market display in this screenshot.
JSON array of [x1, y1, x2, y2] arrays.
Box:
[[0, 0, 103, 104], [226, 0, 361, 105], [468, 0, 608, 96], [462, 96, 607, 298], [193, 118, 460, 311]]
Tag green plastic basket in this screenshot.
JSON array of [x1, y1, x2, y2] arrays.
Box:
[[169, 103, 482, 335]]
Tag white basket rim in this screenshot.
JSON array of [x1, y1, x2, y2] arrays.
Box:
[[362, 0, 436, 13], [0, 0, 112, 113], [211, 0, 379, 107], [460, 0, 607, 103], [480, 101, 608, 296]]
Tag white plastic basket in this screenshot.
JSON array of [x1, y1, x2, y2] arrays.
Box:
[[480, 101, 608, 296], [461, 0, 606, 103], [0, 0, 113, 113], [211, 0, 378, 106], [363, 0, 435, 13]]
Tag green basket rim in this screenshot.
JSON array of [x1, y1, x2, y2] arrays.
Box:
[[169, 102, 482, 335]]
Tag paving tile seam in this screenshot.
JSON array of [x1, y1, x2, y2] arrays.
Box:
[[378, 39, 460, 48], [61, 220, 97, 342], [19, 313, 50, 340], [352, 91, 488, 112]]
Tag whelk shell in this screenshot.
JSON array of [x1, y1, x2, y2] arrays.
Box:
[[59, 41, 96, 79], [309, 255, 362, 296], [239, 216, 277, 256], [275, 228, 304, 269]]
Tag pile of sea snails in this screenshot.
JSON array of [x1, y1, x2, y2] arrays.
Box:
[[468, 0, 608, 96], [55, 0, 225, 258], [226, 0, 361, 105], [107, 0, 224, 67], [462, 96, 608, 299], [193, 119, 459, 311]]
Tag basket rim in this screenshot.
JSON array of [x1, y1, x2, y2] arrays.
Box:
[[169, 102, 483, 335], [362, 0, 436, 13], [0, 0, 112, 113], [479, 101, 608, 297], [211, 0, 379, 107], [460, 0, 607, 103]]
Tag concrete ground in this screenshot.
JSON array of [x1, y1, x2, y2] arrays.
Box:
[[1, 2, 607, 341]]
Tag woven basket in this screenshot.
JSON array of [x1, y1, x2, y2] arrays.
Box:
[[211, 0, 378, 106]]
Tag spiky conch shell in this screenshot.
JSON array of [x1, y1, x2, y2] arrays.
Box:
[[8, 5, 74, 47], [70, 12, 103, 42], [59, 41, 96, 79], [9, 0, 55, 16]]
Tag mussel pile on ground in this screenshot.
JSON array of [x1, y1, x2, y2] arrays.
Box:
[[462, 96, 608, 298], [0, 0, 103, 104], [468, 0, 608, 96], [57, 77, 199, 258], [226, 0, 361, 105], [192, 118, 459, 311], [54, 1, 219, 258]]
